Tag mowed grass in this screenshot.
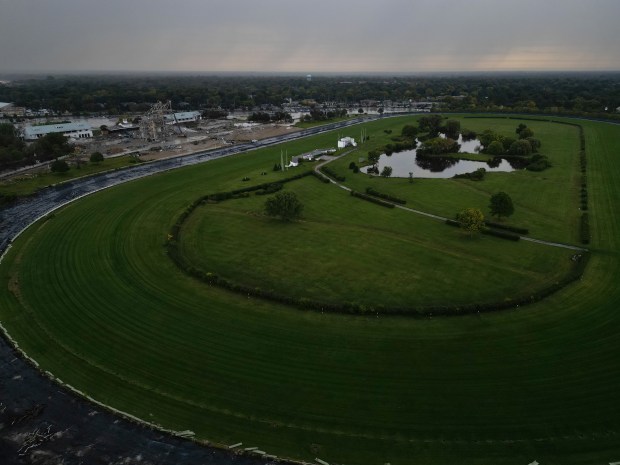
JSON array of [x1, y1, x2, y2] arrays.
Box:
[[1, 117, 620, 464], [180, 177, 573, 309], [330, 116, 583, 244]]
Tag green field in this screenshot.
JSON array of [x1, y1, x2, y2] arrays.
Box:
[[1, 116, 620, 464]]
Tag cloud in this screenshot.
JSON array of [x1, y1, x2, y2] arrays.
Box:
[[0, 0, 619, 72]]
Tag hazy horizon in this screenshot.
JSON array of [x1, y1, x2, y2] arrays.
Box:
[[1, 0, 619, 74]]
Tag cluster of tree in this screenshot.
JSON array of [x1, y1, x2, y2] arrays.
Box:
[[0, 123, 74, 171], [479, 124, 541, 156], [0, 123, 27, 170], [3, 73, 617, 117], [417, 137, 460, 155], [248, 111, 293, 123], [264, 191, 303, 221], [300, 108, 347, 123]]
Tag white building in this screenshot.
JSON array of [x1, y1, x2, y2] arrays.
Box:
[[337, 137, 357, 149], [22, 122, 93, 141], [164, 111, 201, 125]]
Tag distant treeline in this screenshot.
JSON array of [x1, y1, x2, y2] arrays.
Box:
[[1, 73, 619, 117]]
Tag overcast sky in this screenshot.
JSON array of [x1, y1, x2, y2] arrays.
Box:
[[1, 0, 619, 73]]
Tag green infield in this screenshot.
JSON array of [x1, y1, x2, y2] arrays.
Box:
[[1, 116, 620, 465]]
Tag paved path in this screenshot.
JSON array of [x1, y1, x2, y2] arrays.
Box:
[[315, 157, 588, 252]]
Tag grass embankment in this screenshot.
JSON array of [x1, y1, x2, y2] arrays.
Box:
[[1, 117, 619, 465], [0, 156, 139, 197]]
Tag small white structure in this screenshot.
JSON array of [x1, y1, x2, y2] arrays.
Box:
[[164, 111, 201, 125], [22, 122, 93, 141], [337, 137, 357, 149]]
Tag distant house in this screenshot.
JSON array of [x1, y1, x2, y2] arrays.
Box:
[[337, 137, 357, 149], [164, 111, 201, 125], [22, 122, 93, 141]]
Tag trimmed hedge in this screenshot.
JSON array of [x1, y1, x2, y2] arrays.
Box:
[[484, 221, 529, 235], [446, 219, 520, 241], [481, 228, 520, 241], [254, 183, 283, 196], [365, 187, 406, 205], [311, 170, 331, 183], [320, 166, 345, 182], [580, 213, 590, 244], [350, 190, 395, 208]]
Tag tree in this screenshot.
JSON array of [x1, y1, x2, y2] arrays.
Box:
[[509, 139, 532, 156], [367, 150, 381, 166], [90, 151, 104, 163], [518, 127, 534, 139], [418, 114, 443, 137], [401, 124, 418, 139], [50, 159, 70, 173], [264, 191, 303, 221], [489, 192, 514, 220], [380, 166, 393, 177], [486, 140, 505, 155], [456, 208, 484, 235], [444, 119, 461, 139]]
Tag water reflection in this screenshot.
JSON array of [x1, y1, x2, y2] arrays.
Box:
[[362, 134, 520, 178]]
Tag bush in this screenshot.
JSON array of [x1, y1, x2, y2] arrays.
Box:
[[580, 213, 590, 244], [453, 168, 485, 181], [526, 154, 551, 171], [481, 228, 520, 241], [311, 170, 330, 183], [50, 159, 69, 173], [90, 151, 104, 163], [255, 183, 283, 195], [484, 221, 528, 235], [350, 190, 395, 208], [365, 187, 406, 204], [320, 166, 345, 182]]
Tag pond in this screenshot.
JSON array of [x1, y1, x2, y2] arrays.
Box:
[[362, 134, 525, 178]]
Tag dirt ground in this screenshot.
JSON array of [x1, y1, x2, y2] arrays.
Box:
[[1, 121, 300, 180]]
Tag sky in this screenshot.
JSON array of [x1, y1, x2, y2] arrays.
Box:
[[1, 0, 619, 74]]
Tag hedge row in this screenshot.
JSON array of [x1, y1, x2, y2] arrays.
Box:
[[254, 183, 283, 196], [206, 170, 313, 201], [320, 166, 345, 182], [481, 228, 520, 241], [311, 170, 331, 183], [580, 213, 590, 244], [446, 219, 521, 241], [365, 187, 406, 204], [484, 221, 529, 235], [453, 167, 486, 181], [350, 190, 395, 208]]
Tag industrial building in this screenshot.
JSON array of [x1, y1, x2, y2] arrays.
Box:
[[22, 122, 93, 141], [163, 111, 201, 125]]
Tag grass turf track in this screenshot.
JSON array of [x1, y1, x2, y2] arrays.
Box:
[[1, 116, 620, 464]]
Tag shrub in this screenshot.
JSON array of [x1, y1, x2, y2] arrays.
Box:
[[90, 151, 104, 163], [365, 187, 406, 204], [350, 190, 395, 208], [580, 213, 590, 244], [320, 166, 346, 182], [50, 159, 69, 173]]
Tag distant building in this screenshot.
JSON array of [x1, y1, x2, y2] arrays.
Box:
[[22, 122, 93, 141], [306, 74, 312, 82], [0, 102, 26, 117], [164, 111, 201, 125], [337, 137, 357, 149]]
